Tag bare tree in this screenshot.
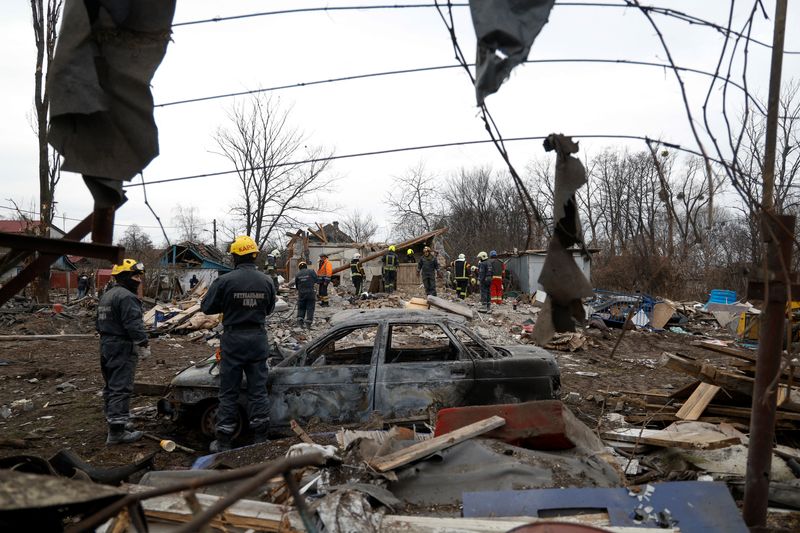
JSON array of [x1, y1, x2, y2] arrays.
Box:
[[213, 94, 336, 250], [118, 224, 154, 257], [340, 210, 379, 243], [29, 0, 62, 302], [171, 205, 205, 242], [385, 163, 443, 240]]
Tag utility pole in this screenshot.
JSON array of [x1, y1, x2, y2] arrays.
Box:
[[743, 0, 790, 529], [213, 219, 217, 249]]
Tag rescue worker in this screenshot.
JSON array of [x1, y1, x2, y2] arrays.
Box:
[[382, 245, 398, 293], [350, 253, 366, 295], [201, 236, 276, 452], [77, 272, 90, 299], [489, 250, 504, 305], [266, 249, 280, 288], [317, 253, 333, 306], [406, 248, 416, 263], [452, 253, 469, 300], [96, 259, 149, 445], [293, 260, 318, 328], [477, 251, 493, 313], [189, 274, 200, 290], [468, 265, 479, 295], [417, 246, 439, 296]]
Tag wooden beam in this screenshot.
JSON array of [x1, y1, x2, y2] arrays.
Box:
[[675, 383, 721, 420], [369, 415, 505, 472]]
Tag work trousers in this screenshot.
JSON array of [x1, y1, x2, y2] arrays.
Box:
[[480, 280, 491, 308], [383, 270, 396, 293], [490, 276, 503, 304], [455, 278, 469, 299], [318, 279, 329, 304], [216, 329, 270, 437], [297, 293, 316, 326], [100, 336, 138, 426], [353, 275, 363, 295], [421, 273, 437, 296]]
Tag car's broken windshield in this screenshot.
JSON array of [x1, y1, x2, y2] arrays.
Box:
[[307, 325, 378, 366]]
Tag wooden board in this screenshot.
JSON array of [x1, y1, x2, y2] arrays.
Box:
[[650, 302, 675, 329], [601, 427, 739, 450], [695, 340, 757, 362], [368, 415, 505, 472], [426, 295, 474, 319], [0, 334, 95, 341], [675, 383, 721, 420]]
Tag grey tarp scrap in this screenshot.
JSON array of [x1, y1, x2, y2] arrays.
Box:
[[389, 438, 622, 507], [47, 0, 177, 181], [534, 134, 593, 345], [314, 490, 384, 533], [0, 469, 123, 510], [469, 0, 556, 104]]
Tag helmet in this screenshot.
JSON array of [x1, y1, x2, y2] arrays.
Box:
[[477, 251, 488, 261], [320, 253, 329, 258], [407, 249, 414, 255], [298, 261, 307, 269], [457, 253, 465, 261], [470, 265, 478, 271], [423, 246, 431, 253], [270, 249, 280, 258], [489, 250, 498, 258], [388, 245, 396, 252], [353, 253, 361, 260], [229, 235, 258, 256], [111, 258, 144, 276]]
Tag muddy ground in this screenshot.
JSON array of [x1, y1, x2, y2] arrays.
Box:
[[1, 288, 798, 529]]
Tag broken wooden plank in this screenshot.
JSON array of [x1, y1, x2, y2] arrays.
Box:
[[368, 415, 505, 472], [695, 340, 757, 362], [426, 295, 474, 319], [675, 383, 721, 421], [601, 427, 739, 450], [290, 419, 315, 445], [0, 334, 95, 341]]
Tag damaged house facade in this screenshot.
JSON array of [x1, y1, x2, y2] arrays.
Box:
[[285, 222, 447, 292], [159, 241, 231, 298]]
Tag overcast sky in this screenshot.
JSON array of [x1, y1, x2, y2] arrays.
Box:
[[1, 1, 799, 246]]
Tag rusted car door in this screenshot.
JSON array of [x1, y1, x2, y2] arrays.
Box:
[[373, 322, 476, 419], [269, 323, 385, 426]]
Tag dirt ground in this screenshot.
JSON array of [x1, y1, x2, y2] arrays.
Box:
[[1, 288, 798, 529]]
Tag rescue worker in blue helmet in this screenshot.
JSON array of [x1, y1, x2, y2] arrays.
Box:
[[201, 235, 276, 452], [96, 258, 149, 445]]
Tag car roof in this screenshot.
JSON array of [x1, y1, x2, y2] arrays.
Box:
[[329, 308, 468, 327]]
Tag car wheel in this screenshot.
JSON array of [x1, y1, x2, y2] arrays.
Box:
[[198, 400, 244, 439]]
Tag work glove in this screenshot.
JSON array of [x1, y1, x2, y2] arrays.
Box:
[[134, 344, 151, 359]]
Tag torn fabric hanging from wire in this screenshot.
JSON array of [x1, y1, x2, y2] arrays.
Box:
[[47, 0, 176, 182], [534, 133, 593, 346], [469, 0, 556, 104]]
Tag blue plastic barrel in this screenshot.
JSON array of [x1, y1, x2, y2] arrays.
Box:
[[706, 289, 737, 307]]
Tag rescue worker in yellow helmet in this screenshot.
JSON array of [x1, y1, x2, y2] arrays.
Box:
[[96, 258, 148, 444], [201, 236, 276, 452], [406, 247, 416, 264], [382, 245, 398, 293]]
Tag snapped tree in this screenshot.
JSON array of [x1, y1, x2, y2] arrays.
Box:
[[213, 94, 335, 250]]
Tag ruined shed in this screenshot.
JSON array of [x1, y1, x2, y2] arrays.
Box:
[[504, 248, 596, 295], [159, 241, 231, 294]]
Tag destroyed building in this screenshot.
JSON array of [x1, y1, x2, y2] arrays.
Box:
[[504, 247, 596, 295], [158, 241, 231, 298]]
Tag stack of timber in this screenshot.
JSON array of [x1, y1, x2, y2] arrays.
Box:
[[610, 341, 800, 431]]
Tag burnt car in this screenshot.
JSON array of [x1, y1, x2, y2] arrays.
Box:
[[164, 309, 560, 436]]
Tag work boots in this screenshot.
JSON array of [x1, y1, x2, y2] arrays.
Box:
[[106, 424, 143, 445], [209, 432, 233, 453], [304, 320, 313, 329], [253, 425, 270, 445]]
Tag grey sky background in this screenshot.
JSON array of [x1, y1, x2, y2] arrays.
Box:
[[1, 1, 799, 246]]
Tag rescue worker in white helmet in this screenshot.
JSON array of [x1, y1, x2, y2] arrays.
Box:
[[201, 236, 276, 452], [350, 252, 366, 295], [477, 251, 493, 313], [96, 258, 148, 445], [265, 249, 280, 288], [452, 253, 469, 300]]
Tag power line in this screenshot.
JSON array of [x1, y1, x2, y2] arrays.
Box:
[[170, 2, 800, 55], [0, 204, 207, 230], [155, 58, 767, 115], [123, 134, 709, 188]]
